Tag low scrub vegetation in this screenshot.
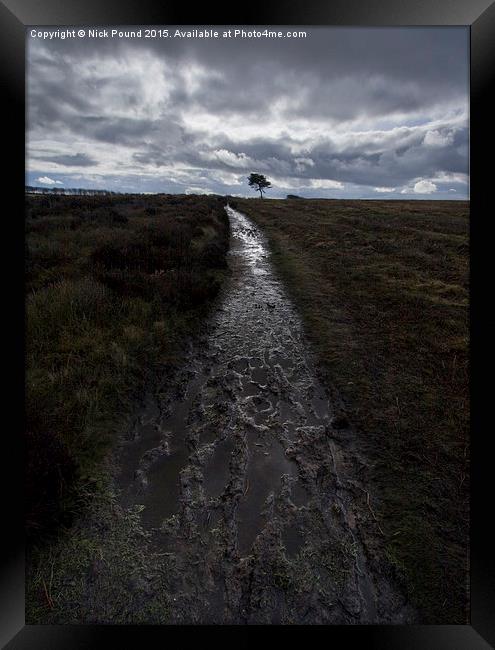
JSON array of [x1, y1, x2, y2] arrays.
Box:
[[26, 193, 229, 540], [234, 197, 469, 624]]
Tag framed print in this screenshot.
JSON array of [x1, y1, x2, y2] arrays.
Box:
[[1, 0, 494, 647]]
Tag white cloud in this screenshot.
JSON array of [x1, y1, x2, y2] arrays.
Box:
[[413, 179, 437, 194], [36, 176, 63, 185], [429, 171, 468, 184], [210, 170, 244, 186], [423, 130, 453, 147], [27, 30, 468, 198], [309, 178, 344, 190], [294, 157, 315, 172], [181, 64, 222, 95], [185, 186, 214, 195], [268, 175, 344, 191], [203, 149, 255, 169]]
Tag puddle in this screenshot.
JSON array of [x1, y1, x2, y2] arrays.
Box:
[[241, 379, 261, 397], [236, 437, 296, 556], [203, 436, 235, 499], [251, 366, 268, 384], [282, 523, 304, 557], [118, 372, 206, 527], [231, 358, 249, 373], [312, 392, 330, 420], [139, 438, 190, 528], [291, 481, 309, 507]]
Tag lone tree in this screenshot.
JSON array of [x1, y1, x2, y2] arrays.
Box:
[[248, 173, 272, 199]]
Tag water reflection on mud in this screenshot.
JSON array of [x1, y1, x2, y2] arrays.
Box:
[[116, 206, 412, 624]]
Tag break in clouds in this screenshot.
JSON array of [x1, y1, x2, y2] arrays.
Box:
[[26, 27, 469, 199]]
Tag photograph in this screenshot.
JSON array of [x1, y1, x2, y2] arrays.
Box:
[[22, 24, 473, 627]]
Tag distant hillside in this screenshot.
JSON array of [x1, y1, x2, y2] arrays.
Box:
[[26, 186, 119, 196]]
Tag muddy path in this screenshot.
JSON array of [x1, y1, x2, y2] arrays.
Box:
[[116, 205, 414, 624]]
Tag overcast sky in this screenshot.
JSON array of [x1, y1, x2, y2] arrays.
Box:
[[26, 27, 469, 199]]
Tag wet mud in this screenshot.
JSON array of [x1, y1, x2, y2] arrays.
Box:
[[116, 205, 414, 624]]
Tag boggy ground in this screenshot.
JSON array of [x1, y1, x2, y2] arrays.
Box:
[[25, 193, 229, 538], [25, 193, 230, 623], [232, 197, 470, 624], [29, 206, 414, 624]]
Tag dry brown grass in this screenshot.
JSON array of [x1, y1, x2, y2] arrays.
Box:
[[26, 193, 229, 540], [233, 197, 469, 624]]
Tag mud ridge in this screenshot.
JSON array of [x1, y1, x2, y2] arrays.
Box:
[[115, 205, 415, 624]]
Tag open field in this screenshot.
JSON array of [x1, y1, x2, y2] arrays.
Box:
[[26, 194, 469, 624], [26, 193, 229, 540], [232, 197, 469, 623]]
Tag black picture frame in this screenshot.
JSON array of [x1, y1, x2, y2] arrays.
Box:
[[1, 0, 493, 647]]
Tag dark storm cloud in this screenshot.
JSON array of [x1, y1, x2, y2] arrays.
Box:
[[43, 152, 96, 166], [26, 27, 469, 198]]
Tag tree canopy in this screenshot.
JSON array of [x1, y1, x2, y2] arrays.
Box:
[[247, 173, 272, 199]]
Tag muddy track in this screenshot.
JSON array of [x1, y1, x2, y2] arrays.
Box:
[[116, 205, 414, 624]]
